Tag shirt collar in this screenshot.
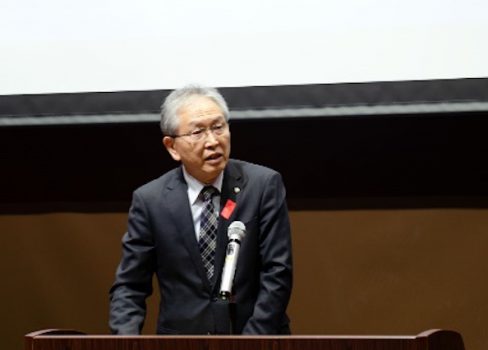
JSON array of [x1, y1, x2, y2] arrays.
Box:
[[182, 166, 224, 205]]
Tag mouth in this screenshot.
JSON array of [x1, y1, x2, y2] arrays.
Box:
[[205, 153, 223, 163]]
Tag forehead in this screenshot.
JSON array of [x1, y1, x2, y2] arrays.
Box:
[[177, 96, 225, 127]]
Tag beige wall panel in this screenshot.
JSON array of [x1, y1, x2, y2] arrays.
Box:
[[0, 209, 487, 350]]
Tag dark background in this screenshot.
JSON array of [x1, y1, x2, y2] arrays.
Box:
[[2, 78, 488, 212]]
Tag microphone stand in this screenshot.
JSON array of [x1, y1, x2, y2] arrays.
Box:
[[219, 291, 235, 334]]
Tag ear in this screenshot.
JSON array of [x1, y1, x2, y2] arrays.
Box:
[[163, 136, 181, 161]]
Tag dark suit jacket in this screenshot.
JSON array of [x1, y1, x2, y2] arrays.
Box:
[[109, 159, 293, 335]]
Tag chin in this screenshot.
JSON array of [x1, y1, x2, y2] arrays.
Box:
[[202, 166, 225, 183]]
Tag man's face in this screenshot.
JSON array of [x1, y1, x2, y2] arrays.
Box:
[[163, 96, 231, 184]]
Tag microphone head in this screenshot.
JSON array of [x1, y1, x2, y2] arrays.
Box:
[[228, 221, 246, 241]]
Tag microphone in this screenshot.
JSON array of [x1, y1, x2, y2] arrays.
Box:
[[219, 221, 246, 300]]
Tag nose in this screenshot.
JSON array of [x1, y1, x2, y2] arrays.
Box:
[[204, 129, 219, 146]]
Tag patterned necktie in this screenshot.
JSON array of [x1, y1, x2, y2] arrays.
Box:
[[199, 186, 219, 281]]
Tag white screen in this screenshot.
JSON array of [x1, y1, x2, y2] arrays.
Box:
[[1, 0, 487, 95]]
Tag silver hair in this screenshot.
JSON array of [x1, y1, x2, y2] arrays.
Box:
[[160, 85, 230, 136]]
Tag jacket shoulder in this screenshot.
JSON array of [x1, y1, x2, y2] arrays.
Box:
[[228, 159, 282, 186], [229, 159, 280, 177], [133, 167, 181, 199]]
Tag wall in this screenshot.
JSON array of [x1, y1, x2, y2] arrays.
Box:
[[1, 209, 486, 350]]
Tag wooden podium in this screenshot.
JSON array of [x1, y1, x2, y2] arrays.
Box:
[[25, 329, 464, 350]]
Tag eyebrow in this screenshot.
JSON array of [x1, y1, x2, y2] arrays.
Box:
[[188, 116, 225, 128]]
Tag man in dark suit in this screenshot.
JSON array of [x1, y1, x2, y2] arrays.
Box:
[[109, 85, 292, 335]]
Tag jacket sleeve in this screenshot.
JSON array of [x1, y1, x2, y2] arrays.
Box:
[[242, 171, 293, 334], [109, 191, 156, 334]]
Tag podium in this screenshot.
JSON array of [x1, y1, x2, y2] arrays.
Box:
[[25, 329, 464, 350]]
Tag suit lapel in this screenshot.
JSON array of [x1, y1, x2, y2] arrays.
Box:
[[166, 168, 211, 290]]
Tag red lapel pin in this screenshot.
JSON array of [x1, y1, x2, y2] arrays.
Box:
[[220, 199, 236, 219]]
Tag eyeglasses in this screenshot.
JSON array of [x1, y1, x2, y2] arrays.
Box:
[[170, 122, 229, 142]]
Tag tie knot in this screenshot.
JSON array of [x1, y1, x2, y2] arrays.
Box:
[[200, 186, 218, 201]]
